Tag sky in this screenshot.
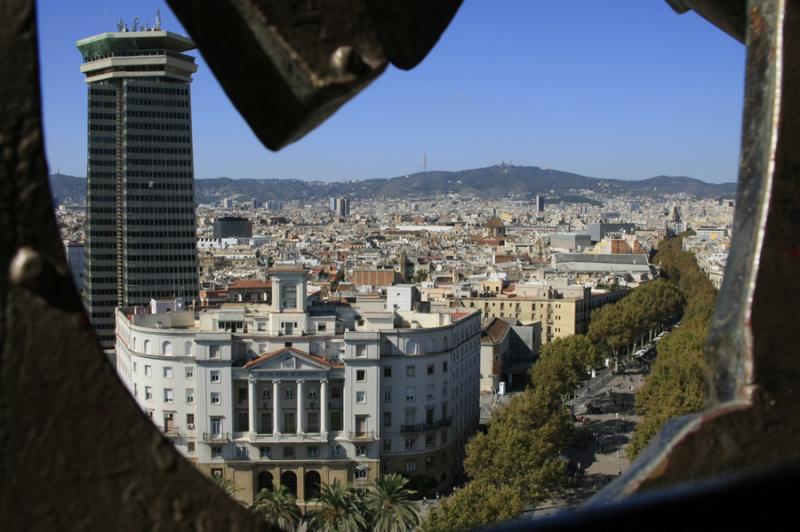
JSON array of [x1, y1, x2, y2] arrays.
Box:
[[37, 1, 745, 183]]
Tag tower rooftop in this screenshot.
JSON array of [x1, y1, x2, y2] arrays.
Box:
[[76, 30, 195, 61]]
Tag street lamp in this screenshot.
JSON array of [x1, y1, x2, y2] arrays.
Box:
[[355, 463, 370, 495]]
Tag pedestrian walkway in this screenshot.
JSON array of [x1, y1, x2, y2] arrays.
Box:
[[531, 367, 648, 516]]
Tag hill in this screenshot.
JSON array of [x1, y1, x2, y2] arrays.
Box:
[[49, 165, 737, 205]]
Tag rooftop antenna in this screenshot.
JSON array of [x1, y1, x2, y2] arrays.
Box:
[[423, 150, 427, 173], [133, 17, 140, 32], [117, 17, 124, 32], [155, 9, 162, 30]]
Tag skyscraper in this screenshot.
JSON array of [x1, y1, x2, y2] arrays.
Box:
[[77, 21, 199, 348], [535, 194, 545, 213]]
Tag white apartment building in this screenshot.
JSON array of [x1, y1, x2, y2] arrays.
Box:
[[115, 266, 482, 504]]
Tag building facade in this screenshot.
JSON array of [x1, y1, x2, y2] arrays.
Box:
[[115, 268, 482, 504], [212, 216, 253, 239], [77, 27, 199, 348]]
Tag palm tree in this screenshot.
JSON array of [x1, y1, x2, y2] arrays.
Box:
[[306, 480, 366, 532], [365, 474, 420, 532], [209, 473, 238, 497], [250, 486, 303, 532]]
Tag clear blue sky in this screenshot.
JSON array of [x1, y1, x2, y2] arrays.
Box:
[[37, 0, 745, 183]]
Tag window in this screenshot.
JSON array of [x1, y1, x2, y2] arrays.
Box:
[[185, 388, 194, 404], [426, 435, 435, 448], [383, 412, 392, 427], [187, 442, 195, 453], [236, 446, 248, 459], [383, 439, 392, 451], [284, 342, 292, 348], [144, 386, 153, 401], [441, 429, 448, 443], [425, 456, 434, 469], [260, 447, 270, 458], [283, 447, 294, 459], [133, 361, 137, 373], [427, 364, 434, 375], [317, 323, 326, 332], [356, 445, 367, 457], [405, 460, 416, 472], [355, 466, 368, 479], [307, 446, 319, 458], [426, 384, 435, 400], [144, 365, 152, 377], [331, 444, 344, 457], [405, 438, 416, 450], [210, 370, 220, 383], [163, 367, 173, 379], [356, 391, 367, 404], [405, 386, 416, 402], [284, 387, 293, 399], [356, 370, 366, 382], [162, 341, 172, 356], [211, 447, 222, 459], [356, 344, 366, 357], [331, 386, 341, 399], [384, 367, 392, 378], [406, 366, 415, 377], [383, 389, 391, 402], [442, 382, 448, 398], [209, 345, 219, 358], [210, 392, 221, 405], [238, 388, 247, 404], [186, 413, 194, 427], [442, 361, 448, 372], [210, 417, 222, 434], [185, 341, 193, 356], [185, 367, 194, 379]]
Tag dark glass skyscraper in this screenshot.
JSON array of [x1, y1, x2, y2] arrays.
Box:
[[77, 25, 199, 348]]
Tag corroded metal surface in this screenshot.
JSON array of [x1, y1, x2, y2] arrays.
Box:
[[0, 1, 268, 530], [666, 0, 747, 42], [166, 0, 461, 150]]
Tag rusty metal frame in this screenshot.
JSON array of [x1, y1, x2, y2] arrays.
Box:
[[1, 0, 798, 529]]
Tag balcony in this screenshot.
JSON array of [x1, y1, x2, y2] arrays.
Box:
[[348, 431, 376, 440], [201, 432, 230, 442], [160, 425, 181, 437], [402, 417, 452, 433], [246, 432, 328, 442]]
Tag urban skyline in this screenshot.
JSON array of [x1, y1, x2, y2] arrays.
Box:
[[39, 1, 744, 183]]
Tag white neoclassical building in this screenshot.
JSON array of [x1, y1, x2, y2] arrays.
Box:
[[115, 267, 482, 504]]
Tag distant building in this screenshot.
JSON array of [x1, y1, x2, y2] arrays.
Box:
[[222, 198, 235, 209], [695, 226, 726, 241], [550, 233, 592, 251], [213, 216, 253, 239], [350, 269, 397, 288], [335, 197, 351, 217], [479, 318, 540, 394], [551, 253, 652, 276], [587, 222, 637, 243], [64, 241, 85, 292], [535, 194, 545, 212]]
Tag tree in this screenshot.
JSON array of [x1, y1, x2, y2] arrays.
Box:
[[420, 481, 524, 532], [413, 270, 428, 283], [250, 486, 303, 532], [306, 480, 366, 532], [209, 473, 238, 497], [364, 474, 420, 532]]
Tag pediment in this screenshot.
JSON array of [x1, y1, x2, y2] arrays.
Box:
[[245, 347, 331, 371]]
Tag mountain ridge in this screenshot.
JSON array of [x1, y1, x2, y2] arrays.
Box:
[[48, 165, 737, 204]]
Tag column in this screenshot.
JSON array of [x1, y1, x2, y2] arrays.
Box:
[[297, 380, 305, 434], [320, 379, 328, 434], [273, 380, 281, 435], [248, 377, 257, 434]]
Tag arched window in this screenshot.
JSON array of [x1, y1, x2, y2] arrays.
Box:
[[132, 336, 137, 351], [184, 341, 193, 356], [426, 338, 436, 353], [280, 471, 297, 497], [257, 471, 273, 493], [162, 341, 172, 356], [406, 340, 419, 356], [143, 339, 151, 354], [304, 470, 321, 499], [443, 335, 449, 349]]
